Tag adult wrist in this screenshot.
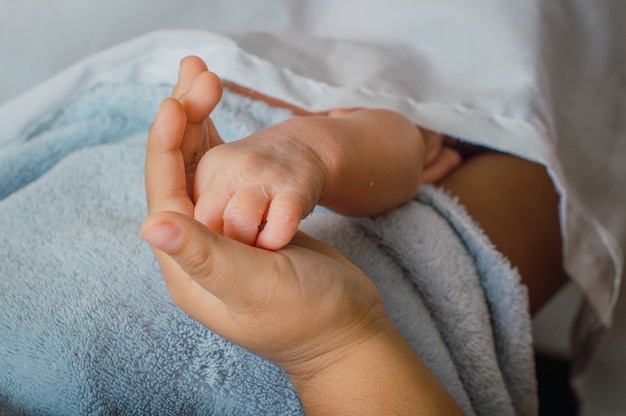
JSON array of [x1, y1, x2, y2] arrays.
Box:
[[284, 320, 463, 415]]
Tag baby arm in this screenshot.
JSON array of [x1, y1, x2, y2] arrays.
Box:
[[175, 57, 461, 250]]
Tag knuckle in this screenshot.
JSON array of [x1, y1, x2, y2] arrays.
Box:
[[224, 204, 263, 227], [271, 208, 300, 227], [269, 197, 304, 225], [179, 248, 214, 279]]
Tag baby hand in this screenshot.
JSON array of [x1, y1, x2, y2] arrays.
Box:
[[170, 56, 327, 250], [143, 94, 386, 370], [192, 119, 329, 250], [175, 56, 461, 251]]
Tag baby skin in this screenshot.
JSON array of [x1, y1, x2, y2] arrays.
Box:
[[167, 56, 462, 250]]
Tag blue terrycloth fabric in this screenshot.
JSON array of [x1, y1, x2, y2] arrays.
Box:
[[0, 81, 537, 415]]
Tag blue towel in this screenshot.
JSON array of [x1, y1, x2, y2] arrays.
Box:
[[0, 81, 536, 415]]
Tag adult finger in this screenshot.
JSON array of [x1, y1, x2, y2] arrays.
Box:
[[172, 56, 208, 98], [144, 99, 211, 326], [177, 71, 223, 124], [177, 70, 225, 191], [206, 117, 225, 148], [145, 98, 194, 216], [141, 210, 281, 318]]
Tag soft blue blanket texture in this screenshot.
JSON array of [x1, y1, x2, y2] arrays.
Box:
[[0, 81, 536, 415]]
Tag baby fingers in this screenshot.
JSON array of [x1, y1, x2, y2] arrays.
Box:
[[194, 184, 307, 250], [222, 185, 271, 246], [255, 193, 306, 251]]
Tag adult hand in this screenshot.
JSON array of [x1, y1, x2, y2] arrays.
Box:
[[140, 61, 463, 414], [141, 88, 386, 375]]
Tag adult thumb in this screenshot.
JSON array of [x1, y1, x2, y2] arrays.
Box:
[[141, 211, 266, 306]]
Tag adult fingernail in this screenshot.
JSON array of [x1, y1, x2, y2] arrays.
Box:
[[141, 221, 182, 253]]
